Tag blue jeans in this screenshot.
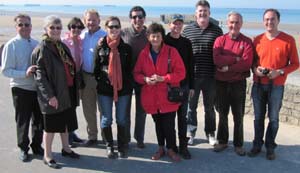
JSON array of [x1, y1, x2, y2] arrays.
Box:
[[251, 82, 284, 150], [187, 77, 216, 136], [125, 85, 146, 143], [98, 95, 130, 128]]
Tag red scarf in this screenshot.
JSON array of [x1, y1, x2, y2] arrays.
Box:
[[107, 36, 122, 101]]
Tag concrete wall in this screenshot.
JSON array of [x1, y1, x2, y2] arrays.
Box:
[[245, 80, 300, 126]]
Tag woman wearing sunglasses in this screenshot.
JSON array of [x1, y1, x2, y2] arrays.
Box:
[[32, 15, 80, 169], [94, 16, 132, 159], [62, 17, 85, 147]]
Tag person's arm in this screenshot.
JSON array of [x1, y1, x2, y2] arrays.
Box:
[[282, 37, 299, 74], [133, 52, 147, 85], [213, 36, 238, 67]]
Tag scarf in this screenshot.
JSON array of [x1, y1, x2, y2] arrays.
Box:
[[107, 36, 122, 101], [42, 34, 75, 76]]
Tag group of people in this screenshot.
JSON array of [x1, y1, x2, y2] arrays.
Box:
[[1, 0, 299, 169]]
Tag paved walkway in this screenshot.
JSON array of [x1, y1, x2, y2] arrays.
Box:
[[0, 74, 299, 173]]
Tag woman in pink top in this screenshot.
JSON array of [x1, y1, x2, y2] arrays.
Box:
[[62, 17, 85, 147]]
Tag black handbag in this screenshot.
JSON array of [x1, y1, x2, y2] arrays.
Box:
[[166, 48, 186, 103]]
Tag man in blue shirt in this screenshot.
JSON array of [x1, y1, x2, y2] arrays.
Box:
[[1, 14, 43, 162], [80, 9, 107, 146]]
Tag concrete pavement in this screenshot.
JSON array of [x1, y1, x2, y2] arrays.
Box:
[[0, 74, 299, 173]]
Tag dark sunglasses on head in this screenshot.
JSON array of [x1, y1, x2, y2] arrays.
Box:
[[107, 25, 120, 29], [17, 23, 31, 27], [131, 15, 144, 20], [49, 26, 62, 30], [70, 25, 84, 30]]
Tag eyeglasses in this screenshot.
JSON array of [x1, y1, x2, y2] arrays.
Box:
[[107, 25, 120, 29], [49, 26, 62, 30], [17, 23, 31, 28], [131, 15, 144, 20], [70, 25, 84, 30]]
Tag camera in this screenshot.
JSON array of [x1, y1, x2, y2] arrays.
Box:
[[261, 68, 270, 75]]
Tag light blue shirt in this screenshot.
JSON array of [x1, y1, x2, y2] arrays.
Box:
[[1, 35, 38, 91], [81, 28, 106, 73]]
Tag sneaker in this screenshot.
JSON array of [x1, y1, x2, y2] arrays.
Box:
[[188, 136, 194, 145], [207, 134, 217, 146], [266, 149, 276, 160], [19, 150, 29, 162], [247, 147, 261, 157], [213, 144, 228, 152], [179, 148, 191, 160], [234, 147, 246, 156]]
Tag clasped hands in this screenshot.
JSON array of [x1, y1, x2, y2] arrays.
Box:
[[144, 74, 164, 85]]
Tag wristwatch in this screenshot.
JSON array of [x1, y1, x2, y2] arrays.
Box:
[[279, 69, 285, 76]]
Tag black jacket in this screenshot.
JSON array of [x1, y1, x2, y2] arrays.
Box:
[[94, 36, 133, 96], [32, 39, 79, 114]]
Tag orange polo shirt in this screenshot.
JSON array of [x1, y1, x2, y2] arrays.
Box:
[[253, 32, 299, 85]]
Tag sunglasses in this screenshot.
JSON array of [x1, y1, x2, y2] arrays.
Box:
[[131, 15, 144, 20], [49, 26, 62, 30], [107, 25, 120, 29], [70, 25, 84, 30], [17, 23, 31, 28]]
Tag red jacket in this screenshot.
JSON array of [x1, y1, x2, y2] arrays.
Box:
[[134, 43, 186, 114]]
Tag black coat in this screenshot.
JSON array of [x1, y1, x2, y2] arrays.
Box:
[[94, 36, 133, 97], [32, 39, 79, 114]]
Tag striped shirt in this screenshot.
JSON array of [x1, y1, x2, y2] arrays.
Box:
[[182, 22, 223, 78]]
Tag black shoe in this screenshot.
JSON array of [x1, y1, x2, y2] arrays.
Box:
[[19, 150, 29, 162], [43, 158, 61, 169], [137, 142, 145, 149], [106, 147, 116, 159], [266, 149, 276, 160], [61, 149, 80, 159], [83, 139, 97, 147], [179, 148, 191, 160], [73, 134, 84, 143], [118, 151, 128, 158], [247, 147, 261, 157], [32, 146, 44, 156]]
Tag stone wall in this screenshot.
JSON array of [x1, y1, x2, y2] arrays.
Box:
[[245, 80, 300, 126]]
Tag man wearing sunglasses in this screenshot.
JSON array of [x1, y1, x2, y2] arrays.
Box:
[[1, 14, 43, 162], [121, 6, 148, 149]]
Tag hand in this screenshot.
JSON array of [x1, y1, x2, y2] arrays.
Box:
[[254, 66, 267, 77], [49, 97, 58, 109], [26, 65, 37, 77], [151, 74, 164, 82], [217, 66, 229, 72], [267, 69, 280, 79], [144, 76, 156, 85], [188, 89, 195, 100]]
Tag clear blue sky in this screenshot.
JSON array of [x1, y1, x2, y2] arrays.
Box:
[[2, 0, 300, 9]]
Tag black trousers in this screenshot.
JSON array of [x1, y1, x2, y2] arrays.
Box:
[[152, 111, 176, 150], [11, 87, 43, 152], [216, 80, 246, 147]]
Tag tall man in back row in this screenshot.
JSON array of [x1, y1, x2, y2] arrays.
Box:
[[122, 6, 148, 148], [182, 0, 223, 145], [248, 8, 299, 160]]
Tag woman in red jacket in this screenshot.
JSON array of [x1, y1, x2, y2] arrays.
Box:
[[133, 23, 185, 162]]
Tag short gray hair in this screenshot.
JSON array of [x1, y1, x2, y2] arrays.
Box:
[[227, 11, 243, 23], [43, 15, 62, 29]]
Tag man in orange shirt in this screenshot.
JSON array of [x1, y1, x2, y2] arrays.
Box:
[[248, 9, 299, 160]]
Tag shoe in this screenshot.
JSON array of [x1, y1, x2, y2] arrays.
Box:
[[188, 136, 194, 145], [43, 158, 61, 169], [73, 134, 84, 143], [83, 139, 97, 147], [266, 149, 276, 160], [206, 133, 217, 146], [234, 147, 246, 156], [247, 147, 261, 157], [31, 146, 44, 156], [151, 147, 165, 160], [137, 142, 145, 149], [61, 149, 80, 159], [19, 150, 29, 162], [167, 149, 181, 162], [118, 151, 128, 158], [106, 146, 116, 159], [213, 144, 228, 152], [179, 148, 191, 160]]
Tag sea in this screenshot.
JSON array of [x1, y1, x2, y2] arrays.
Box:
[[0, 4, 299, 24]]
